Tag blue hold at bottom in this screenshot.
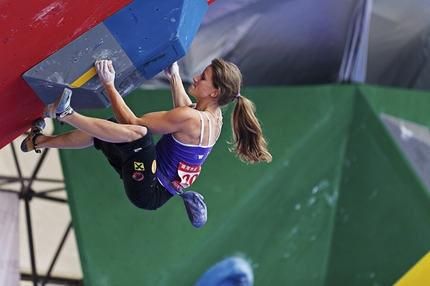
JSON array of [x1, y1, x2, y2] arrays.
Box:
[[194, 257, 254, 286]]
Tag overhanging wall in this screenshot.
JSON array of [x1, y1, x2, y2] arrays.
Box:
[[55, 84, 430, 285]]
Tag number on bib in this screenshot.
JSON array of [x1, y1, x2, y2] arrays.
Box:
[[172, 161, 201, 189]]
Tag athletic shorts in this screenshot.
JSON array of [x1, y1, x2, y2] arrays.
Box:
[[93, 118, 173, 210]]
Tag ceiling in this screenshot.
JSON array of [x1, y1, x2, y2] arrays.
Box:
[[149, 0, 430, 91]]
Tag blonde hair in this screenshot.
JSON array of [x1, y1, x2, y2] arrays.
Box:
[[211, 58, 272, 164]]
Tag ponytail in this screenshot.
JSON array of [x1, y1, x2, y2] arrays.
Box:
[[211, 58, 272, 164], [229, 95, 272, 163]]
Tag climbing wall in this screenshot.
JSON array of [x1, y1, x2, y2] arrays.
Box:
[[0, 0, 129, 149], [56, 84, 430, 285], [22, 0, 208, 110], [0, 0, 210, 149]]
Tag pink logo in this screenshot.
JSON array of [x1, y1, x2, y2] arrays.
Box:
[[132, 172, 144, 181]]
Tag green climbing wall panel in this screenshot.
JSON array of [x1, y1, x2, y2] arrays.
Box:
[[55, 84, 430, 285]]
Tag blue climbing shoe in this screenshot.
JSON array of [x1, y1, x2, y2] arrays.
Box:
[[181, 191, 207, 228], [43, 88, 74, 119]]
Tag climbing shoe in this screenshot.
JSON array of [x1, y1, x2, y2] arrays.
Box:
[[181, 191, 207, 228], [21, 118, 46, 153], [43, 88, 74, 119]]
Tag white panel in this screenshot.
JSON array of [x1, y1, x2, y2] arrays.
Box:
[[0, 192, 20, 286]]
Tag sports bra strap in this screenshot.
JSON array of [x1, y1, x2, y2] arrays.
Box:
[[201, 112, 211, 146], [197, 111, 212, 147]]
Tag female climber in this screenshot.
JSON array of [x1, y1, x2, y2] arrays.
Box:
[[21, 59, 272, 227]]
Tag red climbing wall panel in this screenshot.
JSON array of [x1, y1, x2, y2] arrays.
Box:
[[0, 0, 131, 149]]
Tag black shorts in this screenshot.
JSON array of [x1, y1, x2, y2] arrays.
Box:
[[94, 119, 173, 210]]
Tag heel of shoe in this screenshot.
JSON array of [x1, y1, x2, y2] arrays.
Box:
[[20, 118, 45, 153]]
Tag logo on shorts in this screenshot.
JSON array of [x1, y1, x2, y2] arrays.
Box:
[[134, 161, 144, 171], [132, 172, 144, 181], [151, 160, 156, 174]]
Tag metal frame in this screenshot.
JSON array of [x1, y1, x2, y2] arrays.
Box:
[[0, 142, 83, 286]]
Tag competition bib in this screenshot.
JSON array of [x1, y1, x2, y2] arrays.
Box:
[[171, 161, 201, 190]]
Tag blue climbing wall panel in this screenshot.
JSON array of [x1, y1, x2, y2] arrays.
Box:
[[23, 0, 208, 110]]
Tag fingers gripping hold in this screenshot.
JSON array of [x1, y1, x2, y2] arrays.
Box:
[[164, 62, 179, 80], [95, 60, 116, 85]]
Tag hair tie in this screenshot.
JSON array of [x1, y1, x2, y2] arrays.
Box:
[[235, 93, 241, 99]]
